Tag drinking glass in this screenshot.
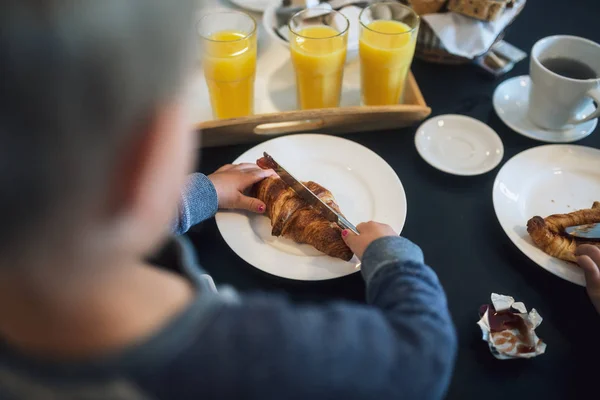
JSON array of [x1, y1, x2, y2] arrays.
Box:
[[359, 3, 419, 105], [289, 8, 349, 109], [199, 11, 257, 119]]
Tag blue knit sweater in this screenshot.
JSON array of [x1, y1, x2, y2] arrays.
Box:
[[0, 173, 457, 400]]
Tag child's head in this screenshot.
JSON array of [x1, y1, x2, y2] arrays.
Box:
[[0, 0, 197, 270]]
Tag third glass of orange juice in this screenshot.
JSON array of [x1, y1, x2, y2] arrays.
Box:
[[199, 11, 257, 119], [359, 3, 419, 106], [289, 9, 349, 109]]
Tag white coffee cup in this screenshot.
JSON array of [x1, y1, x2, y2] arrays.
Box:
[[528, 35, 600, 130]]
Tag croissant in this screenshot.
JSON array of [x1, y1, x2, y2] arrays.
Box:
[[253, 157, 354, 261], [526, 202, 600, 262]]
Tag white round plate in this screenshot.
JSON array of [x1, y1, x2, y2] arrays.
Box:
[[493, 75, 597, 143], [414, 114, 504, 176], [229, 0, 272, 13], [215, 134, 407, 281], [493, 144, 600, 286]]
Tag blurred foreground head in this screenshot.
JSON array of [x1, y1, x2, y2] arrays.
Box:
[[0, 0, 197, 269]]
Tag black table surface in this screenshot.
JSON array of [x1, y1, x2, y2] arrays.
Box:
[[190, 1, 600, 398]]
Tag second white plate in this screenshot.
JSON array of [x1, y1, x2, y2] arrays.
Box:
[[493, 144, 600, 286], [215, 134, 407, 280]]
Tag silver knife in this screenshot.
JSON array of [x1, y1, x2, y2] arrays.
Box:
[[565, 223, 600, 241], [263, 152, 359, 235]]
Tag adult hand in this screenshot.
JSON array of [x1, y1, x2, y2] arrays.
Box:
[[208, 164, 276, 213], [576, 244, 600, 314], [341, 221, 398, 260]]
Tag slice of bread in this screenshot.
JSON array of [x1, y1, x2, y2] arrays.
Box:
[[447, 0, 507, 21], [407, 0, 448, 15]]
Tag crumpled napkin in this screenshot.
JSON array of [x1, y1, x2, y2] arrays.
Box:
[[422, 0, 526, 59], [477, 293, 546, 360]]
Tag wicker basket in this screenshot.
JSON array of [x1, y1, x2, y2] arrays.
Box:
[[414, 0, 524, 64], [415, 20, 475, 64]]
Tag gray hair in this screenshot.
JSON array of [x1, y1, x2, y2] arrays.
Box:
[[0, 0, 196, 256]]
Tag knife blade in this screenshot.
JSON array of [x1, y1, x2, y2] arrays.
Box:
[[565, 223, 600, 241], [263, 152, 359, 235]]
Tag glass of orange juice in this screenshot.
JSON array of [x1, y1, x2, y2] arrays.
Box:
[[199, 11, 257, 119], [359, 3, 419, 106], [289, 8, 349, 109]]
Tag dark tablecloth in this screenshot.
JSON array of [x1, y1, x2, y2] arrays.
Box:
[[191, 1, 600, 398]]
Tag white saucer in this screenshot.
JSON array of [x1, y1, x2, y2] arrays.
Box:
[[493, 75, 597, 143], [415, 114, 504, 176]]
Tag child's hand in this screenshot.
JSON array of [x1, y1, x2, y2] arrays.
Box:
[[208, 164, 276, 213], [576, 244, 600, 314], [341, 221, 398, 260]]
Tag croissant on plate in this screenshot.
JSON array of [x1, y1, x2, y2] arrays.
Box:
[[526, 202, 600, 262], [253, 156, 354, 261]]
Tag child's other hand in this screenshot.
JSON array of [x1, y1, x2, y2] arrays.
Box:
[[577, 244, 600, 314], [341, 221, 398, 260], [208, 164, 276, 213]]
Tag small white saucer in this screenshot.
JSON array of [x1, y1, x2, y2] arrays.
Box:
[[493, 75, 597, 143], [415, 114, 504, 176]]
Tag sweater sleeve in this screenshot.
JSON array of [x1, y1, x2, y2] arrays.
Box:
[[172, 236, 457, 400], [171, 173, 219, 235]]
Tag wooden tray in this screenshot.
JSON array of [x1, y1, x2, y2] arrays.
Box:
[[190, 5, 431, 148], [195, 72, 430, 148]]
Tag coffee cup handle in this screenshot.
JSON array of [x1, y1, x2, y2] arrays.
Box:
[[568, 87, 600, 125]]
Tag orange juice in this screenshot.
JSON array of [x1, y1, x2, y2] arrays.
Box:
[[290, 26, 347, 109], [359, 20, 417, 105], [203, 30, 256, 119]]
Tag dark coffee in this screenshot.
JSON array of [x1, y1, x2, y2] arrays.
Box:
[[541, 57, 597, 80]]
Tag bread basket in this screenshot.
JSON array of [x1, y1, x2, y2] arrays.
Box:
[[405, 0, 447, 15], [412, 0, 524, 64], [447, 0, 507, 22]]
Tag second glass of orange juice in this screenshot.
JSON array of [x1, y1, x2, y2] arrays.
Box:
[[289, 9, 349, 109], [359, 3, 419, 106], [199, 11, 257, 119]]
